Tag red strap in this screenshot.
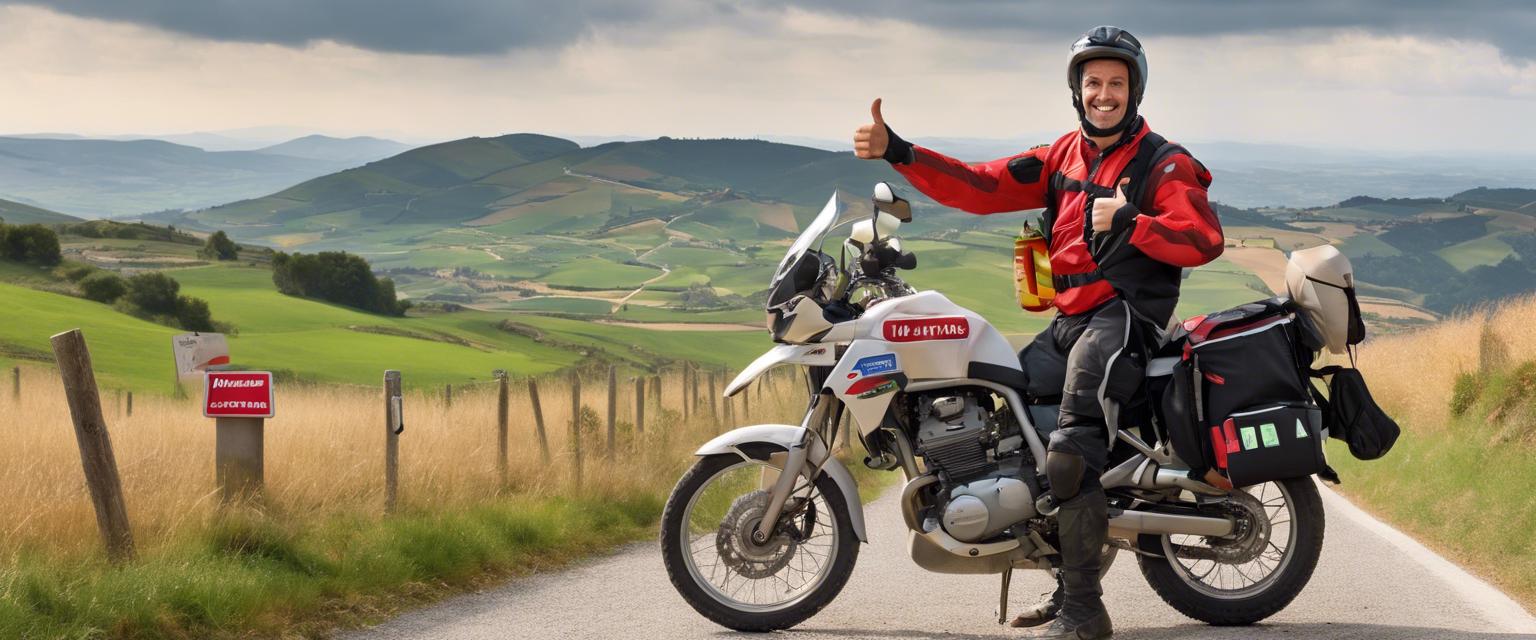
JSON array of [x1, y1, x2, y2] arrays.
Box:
[[1211, 425, 1229, 469]]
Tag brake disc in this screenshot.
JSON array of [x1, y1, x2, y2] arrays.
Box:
[[1173, 490, 1272, 563], [715, 491, 799, 579]]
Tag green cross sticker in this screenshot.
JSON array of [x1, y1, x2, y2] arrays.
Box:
[[1240, 426, 1259, 450], [1296, 419, 1309, 439]]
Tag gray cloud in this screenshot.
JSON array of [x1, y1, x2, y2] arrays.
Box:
[[1, 0, 664, 55], [775, 0, 1536, 61], [7, 0, 1536, 62]]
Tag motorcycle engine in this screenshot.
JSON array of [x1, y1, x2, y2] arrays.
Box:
[[914, 394, 1038, 543]]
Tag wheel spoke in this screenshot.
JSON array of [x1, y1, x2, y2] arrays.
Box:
[[676, 459, 844, 613]]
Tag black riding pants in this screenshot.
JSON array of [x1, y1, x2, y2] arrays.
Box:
[[1022, 299, 1143, 492]]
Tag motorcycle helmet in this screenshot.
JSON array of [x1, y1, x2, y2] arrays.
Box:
[[1285, 245, 1364, 355], [1067, 26, 1147, 136]]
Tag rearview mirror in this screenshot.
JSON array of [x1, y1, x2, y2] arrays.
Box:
[[872, 182, 912, 223]]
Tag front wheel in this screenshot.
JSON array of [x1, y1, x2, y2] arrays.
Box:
[[660, 453, 859, 632], [1136, 477, 1325, 625]]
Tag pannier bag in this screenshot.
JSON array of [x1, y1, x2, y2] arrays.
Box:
[[1162, 298, 1323, 484], [1311, 365, 1400, 460], [1210, 403, 1326, 488]]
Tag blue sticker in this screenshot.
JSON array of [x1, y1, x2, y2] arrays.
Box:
[[853, 354, 898, 376]]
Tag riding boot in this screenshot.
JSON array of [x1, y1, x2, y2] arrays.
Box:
[[1029, 488, 1113, 639], [1007, 574, 1063, 628]]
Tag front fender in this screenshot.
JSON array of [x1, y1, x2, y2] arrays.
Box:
[[695, 424, 869, 543], [723, 344, 836, 397]]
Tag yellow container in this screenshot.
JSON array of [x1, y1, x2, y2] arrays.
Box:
[[1014, 223, 1055, 312]]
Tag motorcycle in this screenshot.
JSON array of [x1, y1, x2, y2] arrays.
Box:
[[660, 184, 1325, 631]]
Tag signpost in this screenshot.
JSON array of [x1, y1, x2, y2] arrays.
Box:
[[204, 371, 273, 503], [172, 332, 230, 384]]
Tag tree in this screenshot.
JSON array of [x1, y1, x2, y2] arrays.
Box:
[[175, 296, 215, 331], [200, 230, 239, 261], [78, 272, 128, 303], [271, 250, 409, 316], [0, 224, 61, 266], [125, 272, 181, 314]]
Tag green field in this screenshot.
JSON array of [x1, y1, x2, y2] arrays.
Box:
[[501, 296, 614, 315], [0, 263, 789, 393], [1435, 233, 1514, 271], [612, 305, 761, 324]]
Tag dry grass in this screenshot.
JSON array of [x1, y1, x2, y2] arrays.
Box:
[[1352, 294, 1536, 432], [0, 364, 810, 561], [1328, 293, 1536, 612]]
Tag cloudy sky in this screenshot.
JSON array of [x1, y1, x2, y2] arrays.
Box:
[[2, 1, 1533, 152]]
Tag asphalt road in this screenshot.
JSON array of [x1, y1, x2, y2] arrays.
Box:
[[342, 483, 1536, 639]]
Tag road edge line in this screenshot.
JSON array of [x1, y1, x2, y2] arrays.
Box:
[[1317, 480, 1536, 634]]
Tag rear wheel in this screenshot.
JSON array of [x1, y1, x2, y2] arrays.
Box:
[[660, 453, 859, 631], [1136, 477, 1324, 625]]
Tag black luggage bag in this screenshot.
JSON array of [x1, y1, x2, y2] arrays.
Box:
[[1161, 298, 1327, 487]]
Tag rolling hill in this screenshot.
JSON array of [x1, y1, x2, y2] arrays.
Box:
[[0, 136, 400, 218], [0, 198, 80, 224], [254, 135, 414, 164]]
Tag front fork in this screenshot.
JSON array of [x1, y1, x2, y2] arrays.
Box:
[[754, 369, 842, 543]]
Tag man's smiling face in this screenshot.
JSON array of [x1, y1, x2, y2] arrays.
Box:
[[1080, 58, 1131, 133]]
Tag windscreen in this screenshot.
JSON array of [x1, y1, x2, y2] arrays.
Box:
[[772, 192, 841, 290]]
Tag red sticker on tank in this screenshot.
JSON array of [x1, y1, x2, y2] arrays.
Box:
[[883, 317, 970, 342]]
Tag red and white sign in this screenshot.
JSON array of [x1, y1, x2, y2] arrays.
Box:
[[203, 371, 275, 419], [883, 317, 970, 342]]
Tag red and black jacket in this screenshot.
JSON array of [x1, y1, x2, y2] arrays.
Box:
[[889, 117, 1223, 325]]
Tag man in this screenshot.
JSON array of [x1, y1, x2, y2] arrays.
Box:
[[853, 26, 1223, 639]]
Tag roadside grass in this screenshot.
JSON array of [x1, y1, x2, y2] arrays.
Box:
[[0, 364, 893, 638], [1328, 294, 1536, 612]]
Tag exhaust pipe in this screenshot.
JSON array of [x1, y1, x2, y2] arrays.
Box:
[[1108, 509, 1233, 538]]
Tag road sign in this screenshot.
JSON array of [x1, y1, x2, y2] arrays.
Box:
[[203, 371, 274, 419], [173, 333, 230, 383]]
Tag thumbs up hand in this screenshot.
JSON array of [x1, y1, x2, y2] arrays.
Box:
[[853, 98, 890, 160], [1092, 178, 1132, 232]]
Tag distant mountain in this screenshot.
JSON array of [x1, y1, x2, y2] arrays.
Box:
[[0, 198, 80, 224], [175, 134, 915, 236], [255, 135, 414, 164], [0, 136, 372, 218]]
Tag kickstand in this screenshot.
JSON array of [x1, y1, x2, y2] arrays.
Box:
[[996, 567, 1013, 625]]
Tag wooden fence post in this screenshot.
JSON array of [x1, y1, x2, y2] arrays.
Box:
[[839, 410, 852, 452], [723, 371, 734, 424], [708, 370, 719, 422], [529, 379, 550, 462], [49, 329, 135, 563], [570, 371, 583, 488], [384, 370, 401, 513], [495, 370, 509, 487], [11, 365, 19, 400], [634, 376, 646, 436], [125, 391, 133, 417], [606, 366, 617, 459], [682, 365, 692, 421], [650, 375, 661, 412], [444, 383, 453, 408]]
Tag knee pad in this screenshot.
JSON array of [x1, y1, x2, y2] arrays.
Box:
[[1045, 451, 1086, 501]]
